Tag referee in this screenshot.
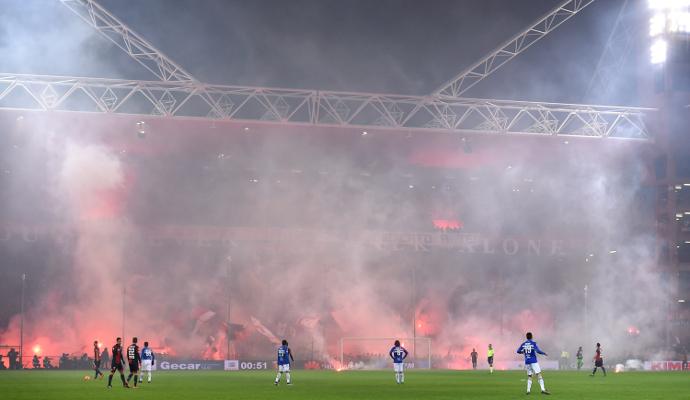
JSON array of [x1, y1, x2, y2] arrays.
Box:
[[487, 344, 495, 374]]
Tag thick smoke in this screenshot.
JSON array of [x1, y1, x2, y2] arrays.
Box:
[[0, 130, 129, 357], [0, 118, 666, 368], [0, 1, 129, 78]]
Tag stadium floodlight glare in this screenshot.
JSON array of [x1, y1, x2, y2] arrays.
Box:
[[649, 0, 690, 10], [668, 11, 690, 32], [648, 1, 690, 64], [649, 7, 690, 36], [651, 39, 668, 64], [650, 13, 666, 36]]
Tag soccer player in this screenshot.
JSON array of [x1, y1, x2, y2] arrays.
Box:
[[590, 343, 606, 377], [470, 348, 478, 370], [516, 332, 550, 395], [389, 339, 409, 384], [7, 348, 17, 370], [487, 344, 495, 373], [576, 346, 584, 370], [107, 337, 129, 389], [93, 340, 104, 379], [101, 347, 110, 369], [139, 341, 155, 383], [274, 339, 294, 386], [126, 337, 142, 388]]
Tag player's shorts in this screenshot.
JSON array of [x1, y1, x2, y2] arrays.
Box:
[[94, 360, 101, 369], [393, 362, 404, 372], [525, 362, 541, 375], [142, 359, 152, 372], [128, 361, 139, 372], [278, 363, 290, 372], [595, 359, 603, 367], [487, 356, 494, 365], [111, 362, 124, 373]]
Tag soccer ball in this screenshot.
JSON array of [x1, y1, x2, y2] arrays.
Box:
[[83, 375, 91, 381]]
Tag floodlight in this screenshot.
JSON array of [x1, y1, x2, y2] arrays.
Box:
[[650, 39, 668, 64]]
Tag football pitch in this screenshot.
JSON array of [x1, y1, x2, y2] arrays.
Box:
[[1, 369, 688, 399]]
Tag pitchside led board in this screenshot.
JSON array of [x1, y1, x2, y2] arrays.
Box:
[[148, 360, 272, 371], [150, 359, 688, 371], [153, 360, 226, 371]]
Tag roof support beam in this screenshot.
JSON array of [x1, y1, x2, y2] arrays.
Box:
[[432, 0, 595, 98], [0, 72, 652, 140], [59, 0, 197, 82]]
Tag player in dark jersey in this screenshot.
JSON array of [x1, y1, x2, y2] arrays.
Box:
[[126, 337, 142, 388], [107, 337, 129, 389], [93, 340, 104, 379], [590, 343, 606, 377]]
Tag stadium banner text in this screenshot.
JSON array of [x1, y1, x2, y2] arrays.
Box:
[[155, 360, 225, 371], [0, 225, 571, 256], [643, 361, 689, 371]]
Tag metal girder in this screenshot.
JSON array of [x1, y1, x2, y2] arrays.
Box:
[[432, 0, 595, 98], [59, 0, 196, 82], [584, 0, 638, 103], [0, 73, 653, 140]]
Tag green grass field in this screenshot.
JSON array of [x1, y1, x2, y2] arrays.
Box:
[[1, 369, 688, 399]]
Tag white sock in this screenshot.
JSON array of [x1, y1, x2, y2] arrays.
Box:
[[395, 372, 400, 383], [539, 377, 545, 391], [286, 373, 291, 384], [148, 371, 151, 382], [490, 366, 493, 373], [275, 372, 281, 383], [400, 372, 404, 383], [527, 377, 532, 392]]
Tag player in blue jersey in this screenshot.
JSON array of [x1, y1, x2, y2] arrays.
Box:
[[274, 339, 294, 386], [517, 332, 550, 395], [139, 342, 155, 383], [389, 340, 409, 384]]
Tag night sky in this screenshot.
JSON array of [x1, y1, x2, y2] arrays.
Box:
[[1, 0, 644, 103]]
